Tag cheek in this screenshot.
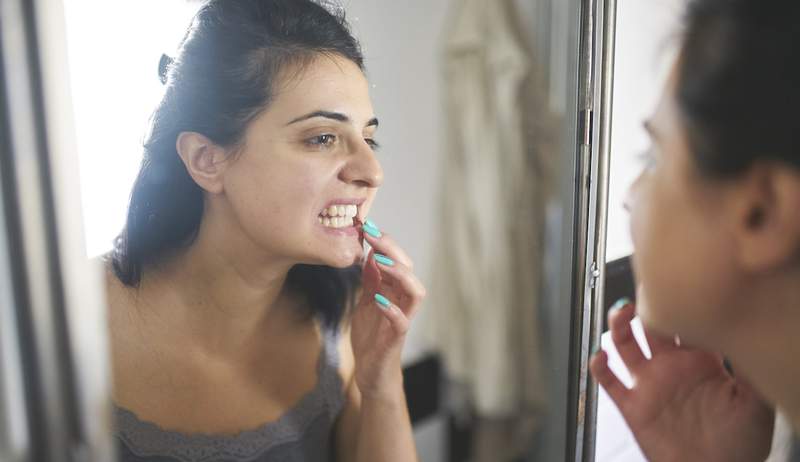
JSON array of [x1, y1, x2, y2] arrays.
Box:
[[226, 158, 325, 247], [629, 172, 736, 341]]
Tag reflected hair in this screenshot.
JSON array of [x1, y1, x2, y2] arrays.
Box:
[[678, 0, 800, 177], [112, 0, 364, 328]]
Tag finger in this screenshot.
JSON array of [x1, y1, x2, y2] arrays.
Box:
[[371, 255, 426, 318], [643, 328, 678, 357], [590, 350, 631, 408], [361, 249, 382, 294], [373, 293, 410, 336], [361, 224, 414, 269], [609, 302, 648, 374]]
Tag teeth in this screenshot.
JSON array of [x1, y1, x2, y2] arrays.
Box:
[[320, 215, 355, 229], [319, 203, 359, 228], [320, 204, 359, 218]]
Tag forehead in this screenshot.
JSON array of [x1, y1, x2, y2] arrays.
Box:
[[266, 54, 373, 122], [651, 62, 685, 142]]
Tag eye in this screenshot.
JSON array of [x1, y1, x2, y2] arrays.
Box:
[[637, 147, 658, 170], [365, 138, 381, 151], [306, 134, 337, 149]]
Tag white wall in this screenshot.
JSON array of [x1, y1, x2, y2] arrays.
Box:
[[342, 0, 451, 364], [65, 0, 199, 258], [604, 0, 683, 262]]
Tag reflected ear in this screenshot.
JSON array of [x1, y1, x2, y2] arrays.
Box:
[[175, 132, 229, 194], [734, 163, 800, 272]]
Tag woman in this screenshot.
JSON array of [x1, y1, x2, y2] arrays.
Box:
[[591, 0, 799, 460], [105, 1, 424, 460]]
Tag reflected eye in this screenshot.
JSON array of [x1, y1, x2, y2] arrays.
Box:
[[365, 138, 381, 151], [307, 134, 337, 149]]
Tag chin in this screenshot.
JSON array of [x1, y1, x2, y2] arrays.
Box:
[[323, 248, 364, 269]]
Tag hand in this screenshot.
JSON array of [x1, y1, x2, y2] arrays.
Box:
[[590, 298, 774, 462], [350, 221, 426, 400]]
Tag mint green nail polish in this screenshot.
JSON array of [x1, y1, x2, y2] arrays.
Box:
[[362, 223, 382, 238], [610, 297, 632, 312], [365, 219, 379, 230], [375, 293, 391, 309], [374, 254, 394, 266]]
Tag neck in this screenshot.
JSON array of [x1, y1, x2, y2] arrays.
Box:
[[723, 268, 800, 430], [138, 209, 303, 358]]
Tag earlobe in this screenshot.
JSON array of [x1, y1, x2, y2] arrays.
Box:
[[175, 131, 228, 194]]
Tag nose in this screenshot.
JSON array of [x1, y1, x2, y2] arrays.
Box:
[[339, 141, 384, 188], [623, 190, 632, 213], [623, 176, 640, 213]]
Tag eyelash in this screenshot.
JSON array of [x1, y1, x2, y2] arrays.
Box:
[[305, 134, 381, 151]]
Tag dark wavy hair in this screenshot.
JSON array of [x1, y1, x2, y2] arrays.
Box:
[[112, 0, 363, 328], [678, 0, 800, 177]]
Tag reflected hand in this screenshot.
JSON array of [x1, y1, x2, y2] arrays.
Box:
[[590, 298, 774, 462], [350, 222, 426, 400]]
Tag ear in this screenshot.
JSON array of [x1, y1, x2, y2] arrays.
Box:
[[175, 132, 229, 194], [732, 163, 800, 272]]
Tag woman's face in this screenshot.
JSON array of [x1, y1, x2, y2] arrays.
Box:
[[627, 62, 746, 345], [220, 54, 382, 269]]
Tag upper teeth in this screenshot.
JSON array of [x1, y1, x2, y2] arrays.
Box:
[[321, 204, 358, 218]]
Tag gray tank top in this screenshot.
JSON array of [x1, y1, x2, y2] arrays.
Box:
[[113, 326, 345, 462]]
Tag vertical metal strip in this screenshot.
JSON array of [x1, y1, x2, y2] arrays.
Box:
[[582, 0, 618, 459], [566, 0, 595, 458], [567, 0, 617, 459]]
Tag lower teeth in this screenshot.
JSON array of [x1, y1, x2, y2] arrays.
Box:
[[319, 217, 354, 228]]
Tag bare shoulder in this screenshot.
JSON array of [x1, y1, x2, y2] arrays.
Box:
[[96, 254, 141, 337]]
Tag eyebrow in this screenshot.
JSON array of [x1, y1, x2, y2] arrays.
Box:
[[286, 110, 379, 128]]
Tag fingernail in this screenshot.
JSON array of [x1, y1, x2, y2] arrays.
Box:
[[591, 345, 601, 356], [362, 222, 382, 238], [374, 293, 391, 309], [365, 219, 379, 229], [374, 253, 394, 266], [610, 297, 632, 312]]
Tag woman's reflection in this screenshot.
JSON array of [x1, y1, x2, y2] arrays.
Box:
[[104, 1, 424, 460], [592, 0, 800, 459]]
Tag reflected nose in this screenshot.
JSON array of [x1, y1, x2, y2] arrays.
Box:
[[339, 141, 384, 188]]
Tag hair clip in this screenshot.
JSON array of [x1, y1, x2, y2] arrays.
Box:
[[158, 53, 174, 85]]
